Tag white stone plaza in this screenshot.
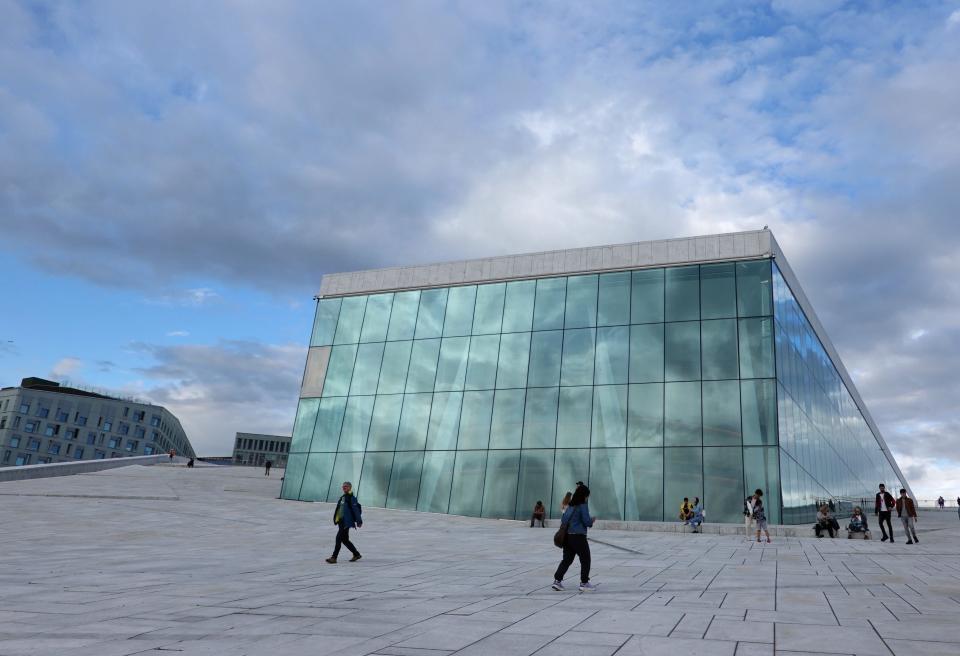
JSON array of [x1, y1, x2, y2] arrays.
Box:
[[2, 464, 959, 656]]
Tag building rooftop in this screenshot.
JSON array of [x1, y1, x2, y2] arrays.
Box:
[[1, 464, 958, 655], [2, 377, 150, 405]]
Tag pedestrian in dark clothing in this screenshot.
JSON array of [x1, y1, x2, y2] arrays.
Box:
[[531, 500, 546, 527], [896, 489, 919, 544], [187, 458, 194, 468], [875, 483, 896, 543], [552, 484, 597, 592], [265, 460, 272, 476], [326, 481, 362, 563]]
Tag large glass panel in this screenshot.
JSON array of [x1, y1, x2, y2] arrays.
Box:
[[664, 381, 701, 446], [744, 446, 781, 524], [448, 451, 487, 516], [299, 453, 335, 501], [290, 398, 320, 452], [458, 391, 494, 450], [405, 339, 441, 392], [281, 452, 308, 498], [737, 260, 773, 317], [552, 449, 589, 519], [560, 329, 595, 386], [358, 452, 393, 508], [326, 452, 365, 501], [489, 389, 525, 449], [703, 447, 744, 523], [416, 451, 455, 513], [522, 387, 559, 449], [665, 266, 699, 322], [742, 379, 777, 445], [434, 337, 470, 392], [595, 326, 628, 385], [700, 263, 736, 320], [338, 396, 375, 451], [386, 451, 423, 510], [502, 280, 535, 332], [481, 450, 521, 518], [322, 344, 357, 397], [631, 269, 664, 324], [528, 330, 563, 387], [415, 288, 448, 339], [625, 448, 663, 520], [333, 296, 367, 345], [589, 448, 626, 520], [311, 298, 342, 347], [663, 447, 702, 520], [395, 393, 432, 450], [377, 341, 413, 394], [564, 275, 598, 329], [598, 272, 631, 326], [359, 293, 393, 343], [557, 386, 593, 448], [739, 317, 775, 378], [533, 278, 566, 331], [366, 395, 403, 451], [443, 286, 477, 337], [349, 342, 385, 395], [465, 334, 500, 390], [592, 385, 627, 448], [473, 283, 505, 335], [701, 319, 739, 380], [426, 392, 463, 450], [387, 290, 420, 341], [516, 449, 555, 520], [702, 380, 741, 446], [495, 332, 531, 389], [628, 383, 663, 447], [664, 322, 700, 382], [629, 323, 664, 383], [309, 397, 349, 452]]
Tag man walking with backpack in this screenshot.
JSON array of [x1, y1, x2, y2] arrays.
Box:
[[875, 483, 896, 543], [326, 481, 362, 563]]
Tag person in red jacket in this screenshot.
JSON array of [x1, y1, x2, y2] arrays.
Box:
[[896, 489, 919, 544], [875, 483, 897, 543]]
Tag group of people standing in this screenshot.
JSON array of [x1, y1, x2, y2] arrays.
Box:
[[743, 489, 772, 543], [812, 484, 919, 543]]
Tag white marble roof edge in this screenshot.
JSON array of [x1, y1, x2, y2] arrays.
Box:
[[316, 228, 774, 297]]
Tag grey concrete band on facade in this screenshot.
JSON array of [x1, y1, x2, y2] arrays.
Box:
[[309, 228, 910, 498]]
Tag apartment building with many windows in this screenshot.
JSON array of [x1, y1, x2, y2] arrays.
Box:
[[232, 432, 290, 467], [0, 377, 195, 467]]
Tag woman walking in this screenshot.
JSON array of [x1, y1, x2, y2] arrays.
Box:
[[753, 488, 771, 544], [559, 491, 573, 516], [551, 484, 596, 592]]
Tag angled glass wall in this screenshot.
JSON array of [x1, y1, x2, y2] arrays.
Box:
[[773, 264, 905, 524], [282, 259, 781, 524]]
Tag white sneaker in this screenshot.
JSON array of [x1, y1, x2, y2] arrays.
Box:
[[551, 580, 564, 591], [578, 581, 597, 592]]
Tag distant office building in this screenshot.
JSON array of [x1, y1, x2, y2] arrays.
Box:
[[281, 229, 910, 525], [0, 377, 195, 467], [233, 432, 290, 467]]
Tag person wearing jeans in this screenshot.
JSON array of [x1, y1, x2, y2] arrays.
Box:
[[326, 481, 362, 563], [552, 484, 596, 592], [875, 483, 896, 543], [896, 488, 920, 544]]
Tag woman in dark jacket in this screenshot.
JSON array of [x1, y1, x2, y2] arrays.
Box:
[[551, 484, 596, 592]]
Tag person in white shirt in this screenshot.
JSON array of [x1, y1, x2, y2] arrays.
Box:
[[743, 494, 756, 539]]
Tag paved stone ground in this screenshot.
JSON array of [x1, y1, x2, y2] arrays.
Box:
[[1, 465, 959, 656]]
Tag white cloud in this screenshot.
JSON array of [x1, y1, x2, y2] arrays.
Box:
[[166, 330, 190, 337], [50, 357, 82, 379]]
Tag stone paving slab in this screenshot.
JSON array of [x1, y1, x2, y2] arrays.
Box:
[[1, 465, 959, 656]]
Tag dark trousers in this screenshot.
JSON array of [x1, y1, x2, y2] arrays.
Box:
[[878, 511, 894, 540], [554, 533, 591, 584], [531, 514, 545, 527], [333, 524, 359, 558], [815, 522, 835, 538]]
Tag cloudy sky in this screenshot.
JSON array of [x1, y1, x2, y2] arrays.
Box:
[[1, 1, 958, 498]]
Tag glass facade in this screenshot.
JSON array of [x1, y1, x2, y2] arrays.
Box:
[[283, 255, 906, 524], [773, 264, 905, 523]]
